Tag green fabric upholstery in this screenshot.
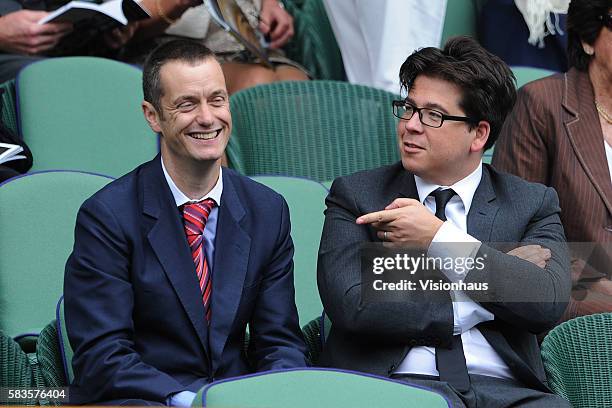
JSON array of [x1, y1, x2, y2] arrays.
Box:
[[0, 79, 17, 135], [34, 321, 66, 406], [0, 171, 112, 338], [228, 81, 399, 182], [511, 66, 556, 88], [301, 318, 321, 365], [282, 0, 345, 80], [0, 331, 34, 388], [56, 297, 74, 385], [301, 313, 332, 366], [37, 321, 67, 389], [541, 313, 612, 408], [250, 176, 326, 326], [0, 332, 38, 405], [16, 57, 158, 177], [192, 368, 450, 407]]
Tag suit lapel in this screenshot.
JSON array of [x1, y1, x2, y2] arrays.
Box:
[[141, 156, 210, 354], [208, 172, 251, 373], [397, 168, 419, 202], [562, 69, 612, 215], [467, 166, 499, 242], [468, 168, 549, 390]]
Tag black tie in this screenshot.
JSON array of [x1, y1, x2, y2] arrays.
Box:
[[429, 188, 470, 393]]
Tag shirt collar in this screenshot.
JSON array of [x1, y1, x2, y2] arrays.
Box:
[[414, 161, 483, 214], [161, 158, 223, 208]]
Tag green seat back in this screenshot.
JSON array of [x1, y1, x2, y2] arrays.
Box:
[[0, 171, 112, 337], [251, 176, 326, 326], [511, 66, 556, 88], [1, 79, 17, 135], [541, 313, 612, 407], [228, 80, 399, 182], [192, 368, 450, 407], [57, 296, 74, 385], [16, 57, 158, 177], [440, 0, 484, 45], [283, 0, 345, 80], [0, 331, 34, 391], [37, 320, 67, 389]]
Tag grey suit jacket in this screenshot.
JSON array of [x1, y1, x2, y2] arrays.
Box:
[[317, 162, 570, 392]]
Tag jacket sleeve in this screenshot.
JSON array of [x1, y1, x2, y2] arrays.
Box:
[[248, 197, 309, 370], [317, 176, 455, 347], [464, 186, 571, 333], [64, 197, 186, 404]]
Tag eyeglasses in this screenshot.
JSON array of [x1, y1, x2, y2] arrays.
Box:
[[600, 14, 612, 30], [391, 100, 478, 128]]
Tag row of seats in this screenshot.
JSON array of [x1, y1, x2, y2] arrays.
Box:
[[0, 57, 554, 185], [0, 170, 450, 407], [2, 170, 612, 407], [0, 171, 325, 338]]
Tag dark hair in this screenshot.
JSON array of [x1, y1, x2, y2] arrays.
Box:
[[567, 0, 611, 71], [399, 36, 516, 151], [143, 39, 216, 114]]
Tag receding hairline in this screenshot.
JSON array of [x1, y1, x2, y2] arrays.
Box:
[[155, 55, 224, 98]]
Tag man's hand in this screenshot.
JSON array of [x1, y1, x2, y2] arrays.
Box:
[[507, 245, 551, 269], [356, 198, 443, 248], [0, 10, 73, 55], [103, 23, 138, 49], [259, 0, 294, 49]]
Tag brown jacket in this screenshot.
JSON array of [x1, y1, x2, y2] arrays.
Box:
[[493, 67, 612, 321]]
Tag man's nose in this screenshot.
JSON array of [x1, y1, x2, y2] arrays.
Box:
[[196, 103, 214, 126], [403, 111, 423, 132]]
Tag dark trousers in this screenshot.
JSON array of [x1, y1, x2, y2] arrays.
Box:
[[392, 374, 570, 408]]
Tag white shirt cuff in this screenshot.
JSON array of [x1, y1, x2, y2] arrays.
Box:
[[167, 391, 197, 407], [429, 221, 482, 281]]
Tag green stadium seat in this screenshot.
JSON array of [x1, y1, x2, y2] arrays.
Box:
[[511, 66, 556, 88], [250, 176, 327, 327], [283, 0, 346, 80], [0, 171, 112, 339], [191, 368, 450, 407], [16, 57, 158, 177], [541, 313, 612, 408], [228, 80, 399, 182], [440, 0, 486, 45]]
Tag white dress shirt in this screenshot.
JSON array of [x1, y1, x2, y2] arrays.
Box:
[[161, 159, 223, 407], [395, 162, 515, 380]]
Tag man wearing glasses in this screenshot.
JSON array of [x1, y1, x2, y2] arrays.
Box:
[[317, 36, 570, 407]]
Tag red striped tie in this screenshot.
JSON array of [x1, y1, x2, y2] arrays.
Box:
[[182, 198, 216, 323]]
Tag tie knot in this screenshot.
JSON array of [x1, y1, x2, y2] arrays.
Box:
[[182, 198, 216, 235], [428, 188, 456, 221]]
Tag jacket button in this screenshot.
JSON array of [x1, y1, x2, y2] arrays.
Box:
[[388, 364, 396, 374]]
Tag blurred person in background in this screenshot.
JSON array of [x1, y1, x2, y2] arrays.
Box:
[[130, 0, 309, 94], [0, 0, 138, 83]]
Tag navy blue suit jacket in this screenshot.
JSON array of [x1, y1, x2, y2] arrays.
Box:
[[64, 156, 307, 404]]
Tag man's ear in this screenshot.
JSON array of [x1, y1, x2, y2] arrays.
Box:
[[142, 101, 162, 133], [470, 121, 490, 153]]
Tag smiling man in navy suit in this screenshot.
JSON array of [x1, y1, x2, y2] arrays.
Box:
[[64, 39, 307, 406]]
